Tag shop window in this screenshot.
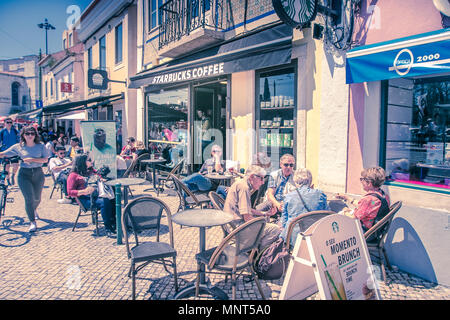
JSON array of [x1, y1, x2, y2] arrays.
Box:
[[99, 36, 106, 70], [384, 76, 450, 189], [256, 66, 296, 171], [115, 23, 123, 64], [11, 82, 20, 106], [147, 87, 188, 168]]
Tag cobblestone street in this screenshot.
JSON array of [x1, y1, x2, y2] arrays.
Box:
[[0, 175, 448, 300]]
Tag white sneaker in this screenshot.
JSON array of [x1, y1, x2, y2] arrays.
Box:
[[57, 198, 72, 204], [29, 222, 37, 232]]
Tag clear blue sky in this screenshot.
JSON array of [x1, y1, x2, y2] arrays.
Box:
[[0, 0, 93, 59]]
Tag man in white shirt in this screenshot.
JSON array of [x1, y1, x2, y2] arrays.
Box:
[[48, 146, 73, 204]]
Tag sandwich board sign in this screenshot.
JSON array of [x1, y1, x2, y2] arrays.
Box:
[[280, 214, 381, 300]]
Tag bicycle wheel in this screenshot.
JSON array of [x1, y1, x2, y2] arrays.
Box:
[[0, 188, 5, 220]]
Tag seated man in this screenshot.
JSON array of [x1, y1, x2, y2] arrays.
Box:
[[223, 165, 280, 250], [256, 153, 297, 215], [336, 166, 390, 233], [182, 144, 225, 194], [279, 168, 329, 249], [48, 146, 73, 204], [67, 136, 82, 159]]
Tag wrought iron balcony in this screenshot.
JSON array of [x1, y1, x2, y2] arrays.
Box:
[[158, 0, 225, 56]]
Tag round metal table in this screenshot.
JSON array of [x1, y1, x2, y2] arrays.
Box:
[[140, 158, 166, 191], [105, 177, 146, 206], [171, 208, 235, 299]]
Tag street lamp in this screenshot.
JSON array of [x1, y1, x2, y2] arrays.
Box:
[[37, 18, 55, 55]]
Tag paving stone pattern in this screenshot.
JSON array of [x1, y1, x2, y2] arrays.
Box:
[[0, 175, 448, 300]]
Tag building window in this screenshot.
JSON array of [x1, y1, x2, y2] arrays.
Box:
[[383, 76, 450, 189], [69, 33, 73, 47], [22, 95, 27, 106], [50, 78, 53, 96], [115, 23, 123, 64], [63, 39, 67, 49], [99, 36, 106, 70], [149, 0, 163, 30], [45, 81, 48, 98], [11, 82, 20, 106], [87, 47, 92, 70], [147, 87, 188, 166]]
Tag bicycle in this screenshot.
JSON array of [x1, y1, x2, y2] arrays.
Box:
[[0, 157, 18, 223]]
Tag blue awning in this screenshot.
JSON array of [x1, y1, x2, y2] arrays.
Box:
[[346, 28, 450, 84]]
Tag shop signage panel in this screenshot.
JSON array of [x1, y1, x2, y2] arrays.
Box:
[[150, 62, 225, 85], [346, 37, 450, 84], [272, 0, 318, 28], [80, 121, 117, 179], [280, 214, 380, 300]]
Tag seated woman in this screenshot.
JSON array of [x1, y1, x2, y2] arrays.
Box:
[[336, 166, 390, 233], [182, 144, 225, 194], [279, 168, 329, 248], [67, 153, 116, 235]]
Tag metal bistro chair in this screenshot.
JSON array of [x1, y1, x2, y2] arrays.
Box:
[[364, 201, 403, 282], [208, 191, 233, 238], [154, 159, 184, 196], [121, 153, 151, 198], [170, 173, 211, 212], [122, 196, 178, 300], [285, 210, 336, 252], [195, 217, 267, 300], [72, 197, 101, 236], [49, 172, 64, 199]]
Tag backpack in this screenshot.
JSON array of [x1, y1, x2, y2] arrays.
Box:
[[253, 237, 290, 280]]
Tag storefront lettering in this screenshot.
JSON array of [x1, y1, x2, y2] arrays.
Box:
[[327, 236, 361, 267], [151, 62, 225, 84]]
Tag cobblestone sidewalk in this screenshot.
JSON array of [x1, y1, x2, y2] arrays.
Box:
[[0, 176, 448, 300]]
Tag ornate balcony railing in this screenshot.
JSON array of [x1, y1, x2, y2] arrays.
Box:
[[158, 0, 225, 49]]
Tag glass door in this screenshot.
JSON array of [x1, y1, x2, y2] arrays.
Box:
[[193, 80, 227, 171], [256, 66, 296, 171]]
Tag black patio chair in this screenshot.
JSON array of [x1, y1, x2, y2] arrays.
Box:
[[154, 159, 184, 196], [251, 175, 269, 207], [170, 173, 211, 212], [284, 210, 336, 251], [364, 201, 402, 282], [49, 173, 64, 199], [208, 191, 233, 237], [72, 197, 100, 236], [195, 217, 267, 300], [122, 196, 178, 300]]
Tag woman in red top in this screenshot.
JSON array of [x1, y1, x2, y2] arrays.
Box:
[[67, 153, 116, 235], [337, 167, 390, 232], [120, 137, 137, 160]]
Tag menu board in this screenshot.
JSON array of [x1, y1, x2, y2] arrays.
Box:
[[280, 214, 380, 300]]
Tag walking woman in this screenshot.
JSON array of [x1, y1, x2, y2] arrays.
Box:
[[0, 125, 50, 232]]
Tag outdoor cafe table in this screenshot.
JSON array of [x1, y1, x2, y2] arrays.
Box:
[[140, 158, 166, 191], [171, 208, 235, 299], [105, 177, 146, 206], [204, 172, 234, 186]]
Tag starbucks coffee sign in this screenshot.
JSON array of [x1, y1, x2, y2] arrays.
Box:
[[273, 0, 318, 28]]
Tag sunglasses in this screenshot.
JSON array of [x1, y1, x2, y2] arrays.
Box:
[[212, 150, 222, 153], [282, 163, 294, 167], [5, 122, 13, 124], [360, 177, 370, 182], [24, 132, 36, 136]]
